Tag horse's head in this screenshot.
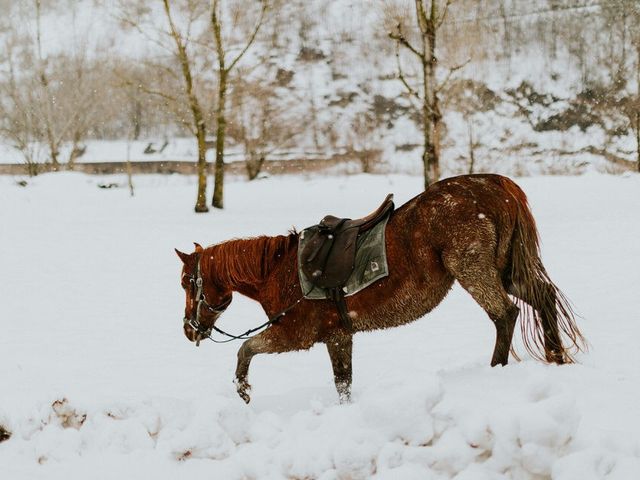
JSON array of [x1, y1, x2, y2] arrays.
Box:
[[175, 243, 232, 346]]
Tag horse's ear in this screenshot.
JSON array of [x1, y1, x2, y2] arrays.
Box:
[[175, 248, 190, 264], [193, 242, 204, 253]]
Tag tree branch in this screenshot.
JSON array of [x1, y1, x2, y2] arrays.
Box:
[[211, 0, 226, 71], [135, 83, 179, 104], [394, 42, 422, 105], [117, 15, 173, 53], [227, 0, 268, 73], [389, 23, 423, 59], [140, 58, 180, 80], [436, 57, 470, 93], [436, 0, 455, 29], [415, 0, 429, 35]]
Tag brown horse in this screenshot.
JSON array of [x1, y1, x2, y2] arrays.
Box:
[[176, 174, 586, 403]]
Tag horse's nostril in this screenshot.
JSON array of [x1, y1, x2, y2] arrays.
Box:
[[183, 325, 196, 342]]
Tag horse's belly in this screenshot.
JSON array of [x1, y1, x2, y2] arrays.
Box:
[[349, 251, 454, 331]]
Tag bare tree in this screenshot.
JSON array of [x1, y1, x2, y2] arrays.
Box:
[[600, 0, 640, 171], [0, 1, 106, 174], [210, 0, 268, 208], [119, 0, 214, 212], [443, 78, 498, 175], [34, 0, 61, 168], [387, 0, 465, 189], [163, 0, 211, 212], [227, 68, 301, 180], [0, 33, 42, 175], [627, 2, 640, 172], [59, 50, 109, 169], [347, 111, 384, 174]]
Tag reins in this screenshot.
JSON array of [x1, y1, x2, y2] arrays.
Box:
[[204, 293, 308, 344], [184, 254, 310, 345]]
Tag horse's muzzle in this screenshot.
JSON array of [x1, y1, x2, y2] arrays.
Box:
[[183, 318, 203, 345]]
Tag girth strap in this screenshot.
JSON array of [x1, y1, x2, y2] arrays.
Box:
[[328, 287, 352, 331]]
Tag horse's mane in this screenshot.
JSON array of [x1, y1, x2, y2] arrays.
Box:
[[203, 232, 298, 287]]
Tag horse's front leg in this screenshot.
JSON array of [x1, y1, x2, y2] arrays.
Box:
[[234, 335, 264, 403], [234, 326, 316, 403], [325, 334, 353, 403]]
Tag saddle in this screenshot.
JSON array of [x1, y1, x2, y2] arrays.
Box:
[[300, 194, 394, 330]]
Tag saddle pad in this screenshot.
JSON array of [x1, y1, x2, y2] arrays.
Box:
[[297, 215, 390, 300]]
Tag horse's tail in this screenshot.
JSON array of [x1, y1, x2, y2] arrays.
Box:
[[499, 177, 587, 363]]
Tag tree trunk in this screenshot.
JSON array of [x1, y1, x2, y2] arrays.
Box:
[[212, 70, 227, 209], [162, 0, 208, 213], [25, 159, 38, 177], [126, 140, 135, 197], [67, 128, 83, 170], [195, 124, 209, 212], [132, 99, 142, 141], [210, 0, 266, 208], [309, 78, 321, 150], [187, 88, 208, 212], [35, 0, 59, 171], [499, 0, 512, 77], [246, 152, 265, 181], [420, 3, 440, 190], [636, 43, 640, 173], [45, 126, 59, 169], [636, 112, 640, 173], [467, 118, 476, 174]]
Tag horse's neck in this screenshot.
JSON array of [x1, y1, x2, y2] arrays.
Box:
[[205, 235, 296, 300]]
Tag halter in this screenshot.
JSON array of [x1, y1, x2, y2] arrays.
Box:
[[183, 256, 308, 346]]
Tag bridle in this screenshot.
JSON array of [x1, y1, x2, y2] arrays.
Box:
[[183, 255, 308, 346], [182, 258, 232, 345]]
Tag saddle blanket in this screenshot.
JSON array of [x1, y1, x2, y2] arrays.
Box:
[[297, 215, 390, 300]]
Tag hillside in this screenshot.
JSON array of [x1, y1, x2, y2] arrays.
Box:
[[1, 0, 638, 176]]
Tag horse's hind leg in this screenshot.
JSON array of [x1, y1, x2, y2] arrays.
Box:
[[443, 248, 520, 366], [325, 334, 353, 403]]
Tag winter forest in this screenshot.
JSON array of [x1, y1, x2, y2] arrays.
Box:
[[2, 1, 640, 479]]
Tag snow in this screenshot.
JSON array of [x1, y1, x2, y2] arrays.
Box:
[[1, 171, 640, 478]]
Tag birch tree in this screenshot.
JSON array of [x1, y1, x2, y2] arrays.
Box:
[[227, 66, 301, 181]]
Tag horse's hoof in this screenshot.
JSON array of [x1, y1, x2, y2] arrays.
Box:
[[234, 379, 251, 404], [337, 384, 352, 404], [239, 390, 251, 404]]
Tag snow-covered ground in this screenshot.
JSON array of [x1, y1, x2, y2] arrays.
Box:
[[1, 171, 639, 479]]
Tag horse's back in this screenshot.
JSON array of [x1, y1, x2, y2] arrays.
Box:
[[416, 173, 519, 234]]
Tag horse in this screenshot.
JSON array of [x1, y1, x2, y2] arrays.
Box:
[[175, 174, 586, 403]]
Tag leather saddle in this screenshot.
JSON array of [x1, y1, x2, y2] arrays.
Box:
[[300, 194, 394, 330]]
